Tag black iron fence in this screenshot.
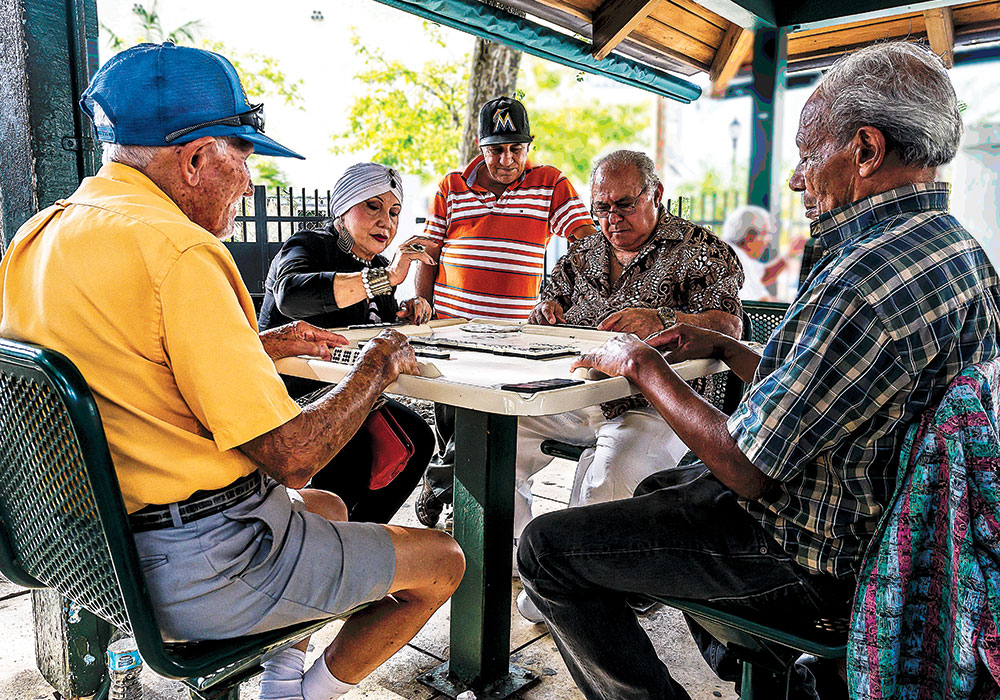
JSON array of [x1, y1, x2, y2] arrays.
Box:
[[223, 185, 809, 299], [225, 186, 332, 295]]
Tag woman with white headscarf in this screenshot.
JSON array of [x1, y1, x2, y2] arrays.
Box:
[[258, 162, 435, 524]]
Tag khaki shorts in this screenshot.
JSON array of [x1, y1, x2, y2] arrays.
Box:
[[133, 477, 396, 641]]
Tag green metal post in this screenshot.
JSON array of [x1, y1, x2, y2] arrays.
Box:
[[746, 24, 789, 212], [3, 1, 108, 694], [0, 0, 100, 251], [419, 408, 536, 698], [450, 408, 517, 686], [32, 591, 113, 698]]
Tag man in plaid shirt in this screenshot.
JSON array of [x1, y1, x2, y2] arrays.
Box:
[[517, 42, 1000, 700]]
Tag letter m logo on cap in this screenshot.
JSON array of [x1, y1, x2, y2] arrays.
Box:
[[492, 108, 515, 133]]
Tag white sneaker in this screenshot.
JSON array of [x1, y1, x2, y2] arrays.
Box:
[[516, 589, 546, 624]]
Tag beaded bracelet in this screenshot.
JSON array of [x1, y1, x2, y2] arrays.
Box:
[[361, 268, 375, 299]]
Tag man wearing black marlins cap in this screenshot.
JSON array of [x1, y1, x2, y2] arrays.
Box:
[[0, 42, 464, 700], [413, 96, 596, 528]]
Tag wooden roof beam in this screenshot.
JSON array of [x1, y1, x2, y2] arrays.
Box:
[[592, 0, 660, 60], [924, 6, 955, 68], [710, 24, 754, 94]]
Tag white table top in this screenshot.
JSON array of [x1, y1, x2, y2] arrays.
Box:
[[275, 319, 727, 417]]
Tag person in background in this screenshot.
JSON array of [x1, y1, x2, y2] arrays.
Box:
[[0, 43, 464, 700], [413, 95, 596, 528], [258, 162, 435, 524], [720, 204, 806, 301]]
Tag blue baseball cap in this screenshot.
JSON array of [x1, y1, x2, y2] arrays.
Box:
[[80, 42, 304, 159]]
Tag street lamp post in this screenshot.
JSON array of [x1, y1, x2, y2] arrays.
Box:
[[729, 117, 741, 192]]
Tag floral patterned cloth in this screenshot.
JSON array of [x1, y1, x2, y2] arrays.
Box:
[[848, 358, 1000, 700], [542, 207, 743, 417]]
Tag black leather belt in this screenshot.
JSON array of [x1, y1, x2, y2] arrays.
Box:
[[129, 472, 263, 532]]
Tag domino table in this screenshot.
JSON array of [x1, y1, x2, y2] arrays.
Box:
[[276, 318, 727, 698]]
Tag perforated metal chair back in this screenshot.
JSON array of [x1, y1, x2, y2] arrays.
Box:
[[744, 300, 790, 346], [0, 338, 140, 633], [0, 338, 340, 696]]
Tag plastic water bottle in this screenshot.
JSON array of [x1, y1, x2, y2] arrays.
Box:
[[107, 637, 143, 700], [456, 691, 477, 700]]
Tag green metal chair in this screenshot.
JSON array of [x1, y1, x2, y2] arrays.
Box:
[[651, 596, 847, 699], [0, 337, 355, 700]]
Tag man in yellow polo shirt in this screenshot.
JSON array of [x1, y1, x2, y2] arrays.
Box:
[[0, 43, 463, 700]]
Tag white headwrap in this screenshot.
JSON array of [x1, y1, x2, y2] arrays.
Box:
[[328, 162, 404, 218]]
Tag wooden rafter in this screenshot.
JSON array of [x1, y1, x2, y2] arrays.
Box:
[[710, 23, 754, 92], [593, 0, 661, 60], [924, 6, 955, 67]]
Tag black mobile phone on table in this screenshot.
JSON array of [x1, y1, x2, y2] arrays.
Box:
[[499, 378, 584, 393]]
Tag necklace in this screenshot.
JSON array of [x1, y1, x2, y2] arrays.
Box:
[[335, 222, 374, 267], [349, 250, 373, 267]]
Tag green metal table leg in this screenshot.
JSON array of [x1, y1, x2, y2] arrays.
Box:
[[418, 408, 537, 699]]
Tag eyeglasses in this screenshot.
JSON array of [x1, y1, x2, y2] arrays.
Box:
[[164, 103, 265, 144], [591, 186, 649, 219]]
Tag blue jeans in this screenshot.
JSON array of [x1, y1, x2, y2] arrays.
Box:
[[517, 464, 854, 700]]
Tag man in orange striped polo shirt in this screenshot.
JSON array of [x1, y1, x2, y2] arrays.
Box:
[[415, 96, 595, 321], [414, 96, 595, 526]]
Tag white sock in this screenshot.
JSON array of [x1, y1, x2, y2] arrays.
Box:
[[259, 647, 306, 700], [301, 656, 356, 700]]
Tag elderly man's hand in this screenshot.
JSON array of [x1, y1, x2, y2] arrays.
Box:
[[570, 333, 660, 383], [259, 321, 349, 361], [356, 329, 419, 387], [396, 296, 433, 325], [528, 300, 565, 325], [646, 323, 728, 363], [598, 307, 665, 339]]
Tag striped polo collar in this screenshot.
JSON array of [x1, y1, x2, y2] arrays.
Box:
[[463, 155, 534, 192]]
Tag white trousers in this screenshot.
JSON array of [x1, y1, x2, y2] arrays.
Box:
[[514, 405, 690, 537]]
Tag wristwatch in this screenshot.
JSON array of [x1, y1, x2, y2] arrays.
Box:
[[656, 306, 677, 329]]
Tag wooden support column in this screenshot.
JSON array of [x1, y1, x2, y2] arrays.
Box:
[[924, 7, 955, 68], [747, 23, 788, 212], [592, 0, 659, 60], [0, 0, 100, 251], [710, 24, 754, 96]]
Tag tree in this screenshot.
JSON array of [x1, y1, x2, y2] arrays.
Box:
[[332, 24, 650, 185], [331, 24, 468, 182], [100, 2, 300, 188], [458, 38, 522, 164]]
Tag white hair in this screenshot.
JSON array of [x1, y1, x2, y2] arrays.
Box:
[[93, 102, 236, 169], [591, 149, 661, 191], [815, 41, 962, 168], [721, 205, 777, 245]]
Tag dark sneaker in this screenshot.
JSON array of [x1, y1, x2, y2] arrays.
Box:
[[415, 479, 444, 527]]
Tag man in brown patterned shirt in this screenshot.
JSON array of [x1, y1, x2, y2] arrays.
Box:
[[514, 151, 743, 617]]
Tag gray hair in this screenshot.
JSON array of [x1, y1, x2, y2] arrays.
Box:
[[815, 41, 962, 168], [591, 149, 660, 191], [94, 102, 237, 169]]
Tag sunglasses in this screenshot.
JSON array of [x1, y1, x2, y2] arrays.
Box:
[[164, 103, 265, 144]]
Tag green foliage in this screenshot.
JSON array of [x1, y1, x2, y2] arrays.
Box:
[[102, 1, 201, 49], [520, 59, 649, 184], [250, 159, 290, 189], [332, 26, 651, 184], [331, 25, 468, 182], [101, 3, 302, 108]]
